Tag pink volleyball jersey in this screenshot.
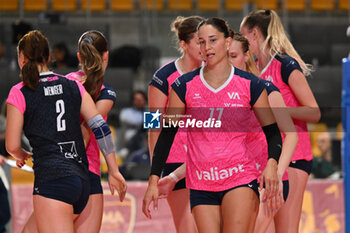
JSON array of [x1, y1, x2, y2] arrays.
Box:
[[245, 81, 289, 181], [259, 54, 312, 162], [171, 65, 267, 191], [149, 59, 189, 163], [66, 71, 117, 175]]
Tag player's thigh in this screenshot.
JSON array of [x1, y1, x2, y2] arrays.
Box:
[[192, 205, 221, 233], [33, 195, 75, 233], [74, 193, 103, 233], [221, 187, 259, 233]]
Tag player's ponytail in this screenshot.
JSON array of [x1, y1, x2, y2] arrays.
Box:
[[18, 30, 50, 90], [242, 10, 312, 76], [78, 30, 108, 100]]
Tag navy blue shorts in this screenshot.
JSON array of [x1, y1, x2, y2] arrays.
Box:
[[282, 180, 289, 201], [289, 159, 312, 175], [33, 175, 90, 214], [189, 179, 259, 210], [162, 163, 186, 191], [89, 171, 103, 195]]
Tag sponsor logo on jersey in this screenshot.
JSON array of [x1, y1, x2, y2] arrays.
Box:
[[227, 92, 240, 100], [195, 165, 244, 181]]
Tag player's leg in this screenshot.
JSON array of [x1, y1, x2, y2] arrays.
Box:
[[274, 166, 309, 233], [167, 188, 198, 233], [74, 194, 103, 233], [221, 184, 259, 233], [21, 212, 37, 233], [33, 195, 75, 233], [253, 188, 274, 233], [192, 205, 221, 233], [74, 171, 103, 233]]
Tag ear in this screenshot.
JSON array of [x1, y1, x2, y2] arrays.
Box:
[[252, 28, 260, 40], [102, 51, 109, 69], [77, 52, 82, 62], [180, 40, 186, 52]]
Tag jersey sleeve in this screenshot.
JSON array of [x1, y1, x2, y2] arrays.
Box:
[[170, 76, 188, 105], [74, 80, 86, 98], [281, 56, 303, 85], [96, 83, 117, 103], [250, 77, 267, 106], [263, 80, 280, 95], [149, 71, 169, 96], [7, 85, 26, 114]]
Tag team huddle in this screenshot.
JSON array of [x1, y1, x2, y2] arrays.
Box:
[[5, 9, 320, 233]]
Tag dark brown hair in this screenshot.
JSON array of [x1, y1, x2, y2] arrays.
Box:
[[197, 17, 230, 38], [78, 30, 108, 100], [18, 30, 50, 90], [171, 16, 204, 52]]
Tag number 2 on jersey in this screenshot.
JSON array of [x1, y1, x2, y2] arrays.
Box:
[[56, 99, 66, 131]]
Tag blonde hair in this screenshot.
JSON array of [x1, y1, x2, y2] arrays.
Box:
[[242, 9, 313, 76], [229, 30, 259, 76]]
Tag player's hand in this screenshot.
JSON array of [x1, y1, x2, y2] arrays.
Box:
[[16, 159, 26, 168], [142, 175, 160, 219], [158, 175, 176, 199], [108, 170, 127, 202], [260, 159, 278, 202], [264, 179, 284, 217]]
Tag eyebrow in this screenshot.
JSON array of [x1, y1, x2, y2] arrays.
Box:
[[198, 35, 217, 40]]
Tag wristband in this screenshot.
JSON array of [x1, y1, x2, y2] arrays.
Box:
[[169, 172, 179, 182]]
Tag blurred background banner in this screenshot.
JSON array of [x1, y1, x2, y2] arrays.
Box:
[[10, 180, 344, 233]]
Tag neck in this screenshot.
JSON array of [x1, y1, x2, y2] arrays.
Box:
[[178, 55, 201, 74], [204, 59, 232, 87], [256, 46, 272, 73], [37, 65, 50, 73]]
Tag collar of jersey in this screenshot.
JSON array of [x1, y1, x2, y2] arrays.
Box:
[[39, 71, 54, 76]]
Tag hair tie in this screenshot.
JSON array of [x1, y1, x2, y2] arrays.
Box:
[[82, 37, 93, 44], [265, 10, 271, 15]]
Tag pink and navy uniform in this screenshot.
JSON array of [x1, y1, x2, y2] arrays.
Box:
[[66, 71, 117, 176], [245, 81, 289, 180], [7, 72, 89, 184], [259, 54, 312, 162], [171, 65, 267, 192], [150, 59, 188, 164]]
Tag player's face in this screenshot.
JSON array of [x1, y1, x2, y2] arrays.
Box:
[[186, 34, 203, 63], [198, 24, 230, 66], [240, 26, 258, 55], [228, 40, 248, 70]]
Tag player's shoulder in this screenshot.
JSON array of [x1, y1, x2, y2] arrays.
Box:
[[173, 67, 201, 88], [275, 53, 300, 68]]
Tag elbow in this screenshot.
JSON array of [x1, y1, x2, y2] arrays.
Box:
[[311, 108, 321, 123], [5, 141, 20, 159]]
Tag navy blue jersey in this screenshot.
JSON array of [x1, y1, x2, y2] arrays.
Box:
[[7, 72, 89, 184]]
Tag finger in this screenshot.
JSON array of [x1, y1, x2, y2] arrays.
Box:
[[259, 177, 264, 191], [153, 195, 158, 211], [119, 189, 126, 202], [142, 198, 152, 219]]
